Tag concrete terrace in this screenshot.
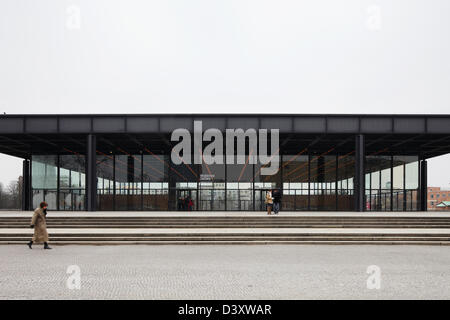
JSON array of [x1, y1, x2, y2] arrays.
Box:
[[1, 210, 450, 218]]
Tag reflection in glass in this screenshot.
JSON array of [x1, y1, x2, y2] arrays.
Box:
[[96, 154, 114, 211]]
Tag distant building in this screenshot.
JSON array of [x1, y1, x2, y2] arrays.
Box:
[[428, 187, 450, 210], [436, 201, 450, 210]]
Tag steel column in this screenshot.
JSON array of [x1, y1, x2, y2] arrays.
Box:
[[21, 159, 31, 210], [86, 134, 97, 211], [355, 134, 365, 212], [420, 160, 427, 211]]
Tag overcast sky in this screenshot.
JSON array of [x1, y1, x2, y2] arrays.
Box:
[[0, 0, 449, 188]]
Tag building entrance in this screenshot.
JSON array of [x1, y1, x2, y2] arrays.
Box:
[[176, 189, 197, 211], [254, 189, 271, 211]]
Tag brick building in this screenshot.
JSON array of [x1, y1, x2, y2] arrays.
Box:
[[428, 187, 450, 210]]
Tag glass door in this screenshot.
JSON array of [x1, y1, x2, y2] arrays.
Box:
[[176, 190, 197, 211], [254, 189, 270, 211]]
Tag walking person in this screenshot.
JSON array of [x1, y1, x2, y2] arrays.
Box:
[[265, 190, 273, 215], [27, 201, 52, 250], [272, 188, 282, 214]]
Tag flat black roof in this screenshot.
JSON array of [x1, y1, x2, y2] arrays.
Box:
[[0, 114, 449, 159], [1, 114, 450, 135]]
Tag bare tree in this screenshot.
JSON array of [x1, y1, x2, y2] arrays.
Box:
[[0, 177, 22, 210]]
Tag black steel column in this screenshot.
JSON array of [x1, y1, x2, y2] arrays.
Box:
[[141, 153, 144, 211], [307, 154, 311, 210], [317, 156, 325, 210], [22, 159, 31, 210], [168, 156, 177, 211], [355, 134, 365, 212], [402, 164, 407, 211], [127, 155, 133, 210], [390, 156, 394, 211], [56, 154, 60, 211], [420, 160, 427, 211], [86, 134, 97, 211], [335, 155, 338, 211]]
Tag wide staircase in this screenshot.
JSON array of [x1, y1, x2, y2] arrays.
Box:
[[1, 215, 450, 245]]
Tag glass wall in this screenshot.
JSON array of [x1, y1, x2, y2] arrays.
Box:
[[32, 154, 86, 210], [59, 154, 85, 210], [96, 153, 169, 211], [30, 150, 420, 212], [143, 154, 168, 210], [96, 154, 114, 211], [198, 163, 225, 210], [115, 155, 142, 210], [227, 164, 253, 210], [310, 155, 337, 211], [32, 155, 58, 210], [337, 154, 354, 211], [405, 157, 419, 211], [365, 155, 419, 211], [282, 155, 309, 210]]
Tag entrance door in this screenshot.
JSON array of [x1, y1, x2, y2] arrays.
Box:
[[198, 189, 226, 211], [176, 190, 197, 211], [255, 190, 271, 211], [226, 189, 254, 210]]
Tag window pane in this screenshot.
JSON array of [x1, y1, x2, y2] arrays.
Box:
[[32, 155, 57, 189], [115, 154, 142, 210]]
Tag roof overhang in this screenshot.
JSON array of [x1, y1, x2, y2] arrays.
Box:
[[0, 114, 449, 159]]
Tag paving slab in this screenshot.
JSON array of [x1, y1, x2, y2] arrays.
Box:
[[1, 245, 449, 299]]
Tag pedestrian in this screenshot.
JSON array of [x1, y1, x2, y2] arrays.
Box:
[[184, 197, 190, 211], [180, 197, 186, 211], [265, 190, 273, 215], [27, 201, 52, 250], [188, 197, 194, 211], [272, 188, 282, 214], [178, 197, 183, 211]]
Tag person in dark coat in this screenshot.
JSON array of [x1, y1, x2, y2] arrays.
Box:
[[27, 201, 52, 250], [184, 197, 190, 211], [178, 197, 183, 211], [272, 188, 282, 214]]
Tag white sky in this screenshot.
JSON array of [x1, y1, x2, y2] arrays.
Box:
[[0, 0, 449, 188]]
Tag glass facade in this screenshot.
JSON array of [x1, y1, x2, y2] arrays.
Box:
[[59, 154, 85, 210], [32, 154, 85, 210], [30, 150, 421, 212], [32, 155, 58, 210], [365, 155, 419, 211]]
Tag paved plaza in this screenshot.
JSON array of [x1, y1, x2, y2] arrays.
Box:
[[0, 245, 449, 299]]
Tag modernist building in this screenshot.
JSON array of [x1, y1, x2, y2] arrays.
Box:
[[1, 114, 449, 212]]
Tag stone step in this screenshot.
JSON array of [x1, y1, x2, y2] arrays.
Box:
[[2, 239, 450, 245], [4, 234, 450, 239], [3, 218, 450, 222], [3, 232, 450, 238], [0, 215, 450, 221], [2, 215, 449, 244], [2, 224, 450, 229], [3, 240, 450, 245]]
